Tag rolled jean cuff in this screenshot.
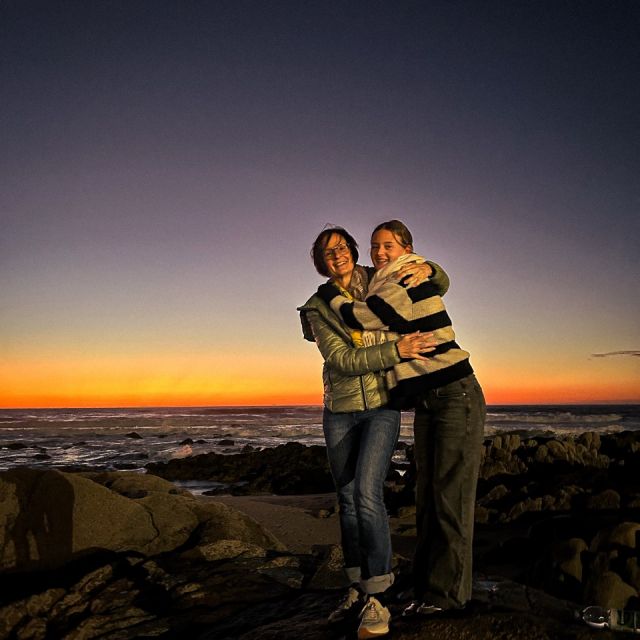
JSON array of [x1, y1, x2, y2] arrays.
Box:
[[345, 566, 361, 584], [361, 572, 395, 595]]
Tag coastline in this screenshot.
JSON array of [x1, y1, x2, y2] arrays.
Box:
[[1, 403, 639, 474]]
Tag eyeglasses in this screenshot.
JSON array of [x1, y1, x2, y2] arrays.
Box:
[[323, 243, 350, 260]]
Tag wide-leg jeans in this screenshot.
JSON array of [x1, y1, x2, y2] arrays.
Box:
[[412, 374, 486, 609], [323, 407, 400, 594]]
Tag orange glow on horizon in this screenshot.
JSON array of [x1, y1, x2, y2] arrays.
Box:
[[1, 352, 638, 409], [0, 352, 324, 409], [2, 382, 638, 410]]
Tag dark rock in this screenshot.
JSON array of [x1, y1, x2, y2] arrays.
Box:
[[146, 442, 334, 495], [307, 545, 347, 590], [180, 438, 194, 445], [584, 570, 637, 609], [0, 467, 297, 639], [125, 432, 143, 439], [6, 442, 28, 450], [587, 489, 621, 510], [217, 439, 235, 446]]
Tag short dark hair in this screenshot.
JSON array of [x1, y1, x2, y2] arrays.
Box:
[[371, 219, 413, 250], [311, 226, 359, 277]]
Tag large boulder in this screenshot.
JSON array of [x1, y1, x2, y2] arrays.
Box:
[[0, 469, 284, 574], [189, 500, 286, 551]]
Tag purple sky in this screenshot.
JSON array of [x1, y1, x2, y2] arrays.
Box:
[[1, 1, 639, 406]]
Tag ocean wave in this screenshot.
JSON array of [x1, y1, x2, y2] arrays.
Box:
[[484, 423, 627, 438], [487, 411, 623, 425]]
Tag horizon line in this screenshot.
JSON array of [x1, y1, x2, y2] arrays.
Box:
[[1, 401, 639, 411]]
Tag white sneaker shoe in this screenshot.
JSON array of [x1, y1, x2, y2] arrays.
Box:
[[328, 586, 363, 623], [358, 596, 391, 638]]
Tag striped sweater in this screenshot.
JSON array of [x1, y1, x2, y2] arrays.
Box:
[[315, 254, 473, 407]]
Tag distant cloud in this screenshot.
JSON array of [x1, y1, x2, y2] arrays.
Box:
[[591, 350, 640, 358]]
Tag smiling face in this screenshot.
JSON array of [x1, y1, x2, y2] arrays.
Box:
[[370, 229, 412, 270], [323, 232, 355, 283]]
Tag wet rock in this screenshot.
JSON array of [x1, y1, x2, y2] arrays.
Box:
[[146, 442, 334, 495]]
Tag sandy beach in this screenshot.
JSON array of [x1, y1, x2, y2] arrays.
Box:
[[210, 493, 341, 553], [210, 492, 423, 568]]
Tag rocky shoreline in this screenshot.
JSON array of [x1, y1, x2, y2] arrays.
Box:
[[1, 431, 639, 638]]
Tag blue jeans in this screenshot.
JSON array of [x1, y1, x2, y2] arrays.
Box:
[[323, 407, 400, 594]]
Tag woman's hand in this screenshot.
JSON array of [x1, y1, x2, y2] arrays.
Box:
[[396, 331, 437, 360], [397, 262, 432, 288]]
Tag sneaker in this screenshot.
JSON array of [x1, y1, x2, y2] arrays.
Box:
[[402, 600, 443, 617], [328, 586, 363, 623], [358, 596, 391, 638]]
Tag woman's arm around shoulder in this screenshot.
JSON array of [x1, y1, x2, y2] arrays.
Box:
[[425, 260, 450, 296]]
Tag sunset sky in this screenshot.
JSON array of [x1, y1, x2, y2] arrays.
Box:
[[1, 1, 638, 408]]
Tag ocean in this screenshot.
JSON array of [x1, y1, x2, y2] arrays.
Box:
[[1, 405, 639, 474]]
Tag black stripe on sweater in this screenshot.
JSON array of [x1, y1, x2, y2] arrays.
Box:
[[339, 303, 364, 331], [365, 295, 451, 333], [391, 359, 474, 401], [406, 281, 441, 303]]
